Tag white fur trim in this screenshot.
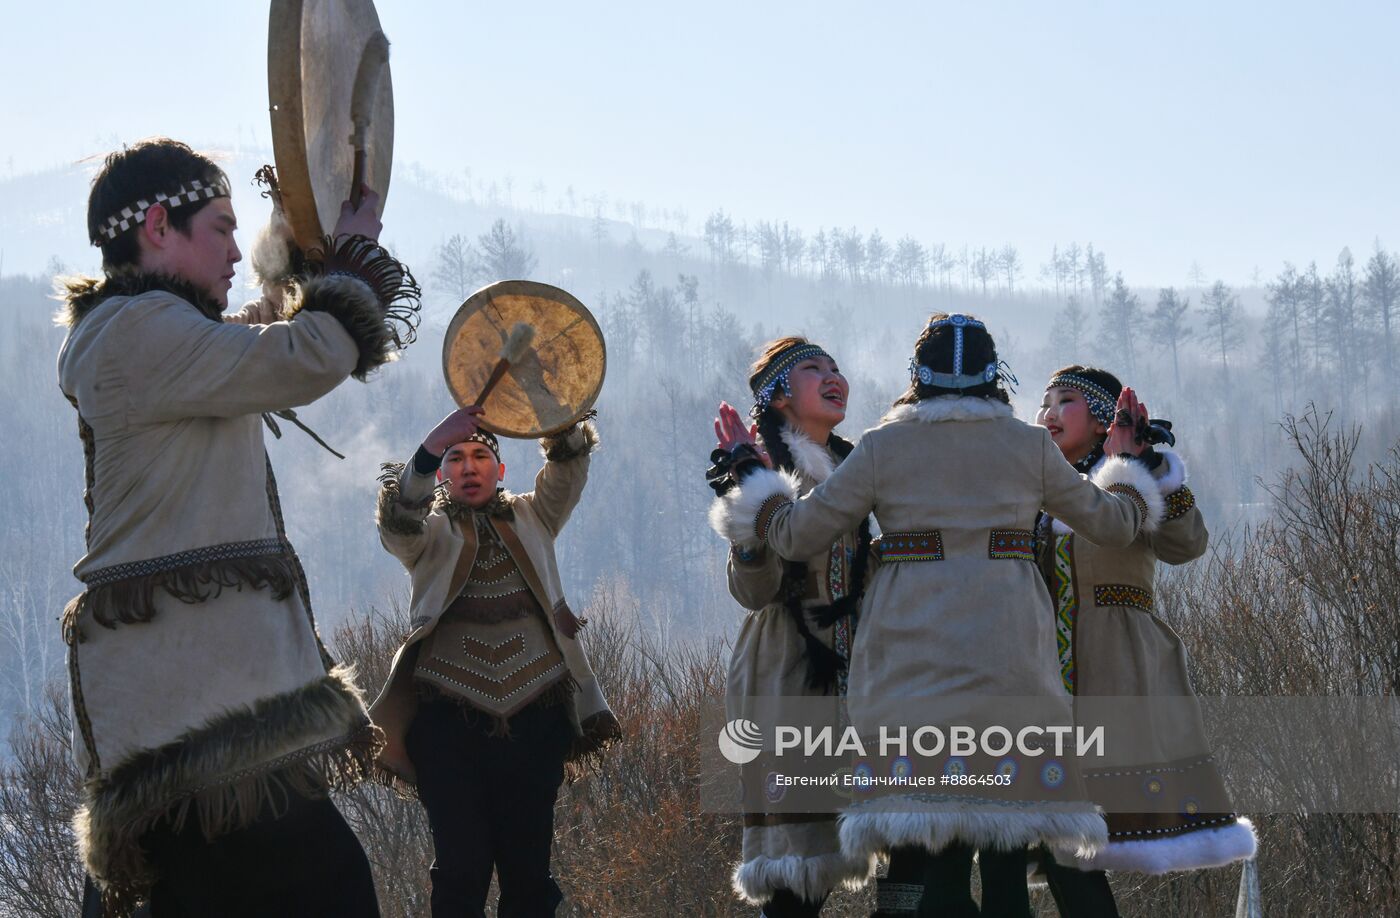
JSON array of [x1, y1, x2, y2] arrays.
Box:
[[1153, 447, 1187, 495], [838, 800, 1107, 862], [880, 395, 1015, 426], [1090, 456, 1166, 536], [249, 211, 294, 287], [779, 424, 837, 483], [1066, 818, 1257, 875], [708, 467, 801, 548], [734, 851, 877, 905], [1054, 449, 1185, 536]]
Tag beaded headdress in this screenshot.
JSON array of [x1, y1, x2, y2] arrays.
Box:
[[909, 314, 1017, 391], [90, 176, 233, 245], [750, 342, 831, 417], [1046, 373, 1117, 427]]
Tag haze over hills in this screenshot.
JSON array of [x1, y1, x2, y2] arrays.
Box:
[[2, 147, 1398, 733]]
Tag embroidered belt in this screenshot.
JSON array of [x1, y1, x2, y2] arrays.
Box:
[[79, 538, 286, 586], [874, 529, 1036, 562], [1093, 583, 1154, 613], [988, 528, 1035, 561], [874, 531, 944, 562]]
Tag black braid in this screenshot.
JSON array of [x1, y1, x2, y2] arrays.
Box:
[[755, 410, 868, 692]]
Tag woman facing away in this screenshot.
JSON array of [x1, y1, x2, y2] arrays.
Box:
[[711, 314, 1166, 918], [706, 337, 878, 917], [1030, 365, 1256, 916]]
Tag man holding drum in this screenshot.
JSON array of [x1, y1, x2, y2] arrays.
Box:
[[370, 402, 619, 917], [59, 137, 418, 916]]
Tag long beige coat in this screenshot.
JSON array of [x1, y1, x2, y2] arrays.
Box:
[[369, 422, 619, 784], [711, 425, 876, 904], [1040, 448, 1257, 873], [713, 396, 1166, 862], [57, 273, 391, 905]]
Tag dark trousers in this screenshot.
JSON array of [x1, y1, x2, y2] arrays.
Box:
[[762, 887, 827, 917], [406, 696, 573, 918], [141, 790, 378, 917], [879, 844, 1032, 918], [880, 844, 977, 917], [1042, 854, 1120, 918]]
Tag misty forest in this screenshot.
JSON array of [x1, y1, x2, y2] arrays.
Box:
[[2, 154, 1399, 916]]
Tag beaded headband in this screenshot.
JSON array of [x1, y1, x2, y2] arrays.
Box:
[[750, 343, 831, 417], [1046, 373, 1117, 426], [91, 176, 232, 245], [909, 314, 1016, 391]]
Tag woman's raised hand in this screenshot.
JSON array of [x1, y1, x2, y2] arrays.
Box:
[[714, 401, 772, 468], [1104, 387, 1149, 457]]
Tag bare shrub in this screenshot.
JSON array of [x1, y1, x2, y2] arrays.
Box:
[[0, 686, 82, 917]]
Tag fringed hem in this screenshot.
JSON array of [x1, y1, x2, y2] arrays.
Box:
[[733, 851, 878, 904], [68, 553, 297, 635], [413, 674, 577, 738], [1065, 817, 1257, 875], [540, 418, 599, 463], [565, 709, 622, 783], [376, 462, 431, 536], [77, 668, 381, 910], [838, 799, 1108, 862]]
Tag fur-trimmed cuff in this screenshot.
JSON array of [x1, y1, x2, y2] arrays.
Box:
[[1067, 817, 1257, 875], [708, 467, 801, 547], [1091, 456, 1166, 535], [1152, 447, 1187, 495], [295, 234, 422, 378], [376, 462, 435, 536], [540, 419, 599, 463], [287, 274, 395, 381]]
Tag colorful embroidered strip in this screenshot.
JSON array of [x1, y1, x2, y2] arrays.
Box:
[[988, 528, 1035, 561], [1093, 583, 1154, 613], [874, 531, 945, 562]]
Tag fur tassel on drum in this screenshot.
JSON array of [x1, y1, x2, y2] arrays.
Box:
[[475, 322, 536, 405]]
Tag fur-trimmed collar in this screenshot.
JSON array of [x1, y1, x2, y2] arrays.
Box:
[[880, 395, 1015, 426], [779, 424, 837, 483], [436, 487, 515, 523], [57, 270, 225, 327]]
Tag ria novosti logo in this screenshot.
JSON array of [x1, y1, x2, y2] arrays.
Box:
[[718, 719, 763, 765]]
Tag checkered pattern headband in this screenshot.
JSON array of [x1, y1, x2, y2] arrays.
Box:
[[465, 430, 502, 464], [1047, 373, 1117, 426], [91, 176, 232, 245], [750, 343, 830, 417]]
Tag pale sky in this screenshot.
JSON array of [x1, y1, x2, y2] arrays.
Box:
[[2, 0, 1397, 287]]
